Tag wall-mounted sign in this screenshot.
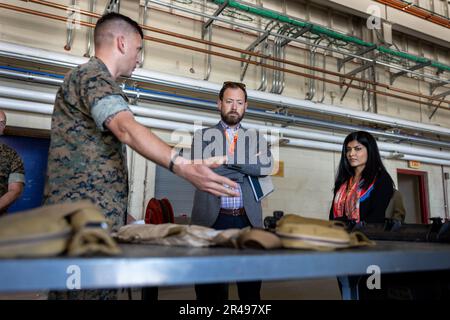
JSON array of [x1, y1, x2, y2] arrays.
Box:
[[408, 160, 421, 169], [272, 161, 284, 177]]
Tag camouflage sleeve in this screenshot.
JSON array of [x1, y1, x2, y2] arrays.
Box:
[[91, 95, 131, 131], [8, 150, 25, 185], [80, 72, 130, 131]]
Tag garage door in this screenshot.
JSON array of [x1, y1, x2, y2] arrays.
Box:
[[154, 164, 196, 218]]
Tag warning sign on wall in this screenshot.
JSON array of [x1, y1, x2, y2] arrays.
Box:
[[408, 160, 421, 169]]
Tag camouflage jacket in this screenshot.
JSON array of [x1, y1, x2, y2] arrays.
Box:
[[43, 57, 130, 230], [0, 142, 25, 214]]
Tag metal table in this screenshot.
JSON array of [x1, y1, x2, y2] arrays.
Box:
[[1, 241, 450, 296]]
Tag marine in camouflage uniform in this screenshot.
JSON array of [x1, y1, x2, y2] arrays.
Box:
[[0, 143, 25, 215], [45, 11, 238, 300], [43, 56, 130, 231], [44, 57, 131, 300]]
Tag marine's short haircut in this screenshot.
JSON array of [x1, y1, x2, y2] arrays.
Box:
[[94, 12, 143, 46]]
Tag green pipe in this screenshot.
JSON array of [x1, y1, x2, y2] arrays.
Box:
[[431, 61, 450, 73], [214, 0, 450, 73]]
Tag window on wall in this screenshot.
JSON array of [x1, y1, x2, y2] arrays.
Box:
[[154, 165, 196, 219]]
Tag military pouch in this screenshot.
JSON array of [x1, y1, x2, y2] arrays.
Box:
[[0, 201, 121, 258], [275, 214, 375, 251], [115, 224, 283, 249]]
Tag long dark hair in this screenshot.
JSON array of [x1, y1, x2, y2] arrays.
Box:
[[334, 131, 394, 191]]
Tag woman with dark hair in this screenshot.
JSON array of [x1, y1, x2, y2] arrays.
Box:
[[330, 131, 395, 223]]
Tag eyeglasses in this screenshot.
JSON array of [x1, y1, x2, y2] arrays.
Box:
[[0, 120, 6, 127], [222, 81, 246, 90]]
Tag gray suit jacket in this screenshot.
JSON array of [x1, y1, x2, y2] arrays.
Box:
[[190, 122, 273, 228]]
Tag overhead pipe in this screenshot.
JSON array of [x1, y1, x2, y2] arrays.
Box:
[[9, 0, 450, 107], [149, 0, 450, 81], [138, 0, 450, 83], [1, 1, 445, 113], [140, 33, 450, 109], [2, 85, 450, 162], [83, 0, 96, 58], [3, 95, 450, 167], [137, 103, 450, 161], [4, 62, 450, 151], [374, 0, 450, 29], [2, 63, 450, 150], [212, 0, 450, 72], [0, 85, 56, 104], [22, 0, 450, 83], [6, 42, 450, 136], [0, 97, 53, 115], [0, 68, 63, 86]]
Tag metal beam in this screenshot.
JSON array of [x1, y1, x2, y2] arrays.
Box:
[[390, 61, 432, 84], [2, 242, 450, 292], [428, 90, 450, 119], [346, 61, 375, 76], [279, 25, 312, 47], [338, 45, 377, 72], [430, 81, 449, 94], [433, 89, 450, 100], [340, 78, 354, 102], [202, 0, 229, 37], [245, 30, 270, 52]]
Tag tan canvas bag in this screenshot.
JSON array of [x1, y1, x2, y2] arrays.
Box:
[[275, 214, 375, 251], [0, 201, 121, 258]]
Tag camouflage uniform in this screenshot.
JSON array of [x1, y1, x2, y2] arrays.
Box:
[[43, 57, 130, 231], [0, 143, 25, 215], [44, 57, 130, 300]]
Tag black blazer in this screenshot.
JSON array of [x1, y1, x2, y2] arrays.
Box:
[[329, 170, 394, 223]]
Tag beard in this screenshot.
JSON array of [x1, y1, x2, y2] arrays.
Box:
[[221, 110, 244, 126]]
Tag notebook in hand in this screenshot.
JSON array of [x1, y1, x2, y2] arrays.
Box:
[[248, 175, 274, 202]]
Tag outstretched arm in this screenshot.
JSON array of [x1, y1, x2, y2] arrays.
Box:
[[106, 111, 238, 197]]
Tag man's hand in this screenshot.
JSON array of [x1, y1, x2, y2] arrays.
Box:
[[174, 156, 239, 197]]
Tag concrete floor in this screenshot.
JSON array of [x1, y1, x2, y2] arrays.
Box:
[[0, 278, 342, 300]]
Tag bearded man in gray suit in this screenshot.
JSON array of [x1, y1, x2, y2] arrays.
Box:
[[190, 81, 274, 301]]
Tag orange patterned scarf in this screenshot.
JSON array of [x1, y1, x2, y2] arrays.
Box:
[[333, 177, 362, 222]]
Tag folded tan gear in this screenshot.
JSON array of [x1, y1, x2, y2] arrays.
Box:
[[275, 214, 375, 251], [211, 228, 243, 248], [114, 223, 185, 242], [277, 214, 347, 229], [237, 228, 282, 249], [0, 201, 121, 258], [114, 223, 238, 247], [67, 208, 121, 256], [115, 224, 280, 249]]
